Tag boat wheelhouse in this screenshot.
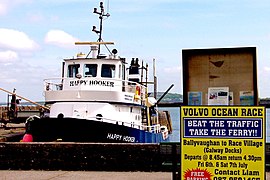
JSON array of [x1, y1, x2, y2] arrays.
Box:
[[44, 42, 149, 131]]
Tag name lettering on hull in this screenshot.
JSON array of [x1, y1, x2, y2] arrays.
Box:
[[107, 133, 135, 142]]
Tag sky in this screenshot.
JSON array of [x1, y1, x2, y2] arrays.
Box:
[[0, 0, 270, 102]]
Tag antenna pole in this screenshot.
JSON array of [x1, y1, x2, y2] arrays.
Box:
[[98, 2, 104, 53], [93, 1, 110, 55]]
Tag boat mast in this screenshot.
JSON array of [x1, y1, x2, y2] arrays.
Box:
[[92, 1, 110, 55], [153, 58, 157, 99]]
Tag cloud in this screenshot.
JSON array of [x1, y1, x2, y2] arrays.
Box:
[[44, 30, 79, 48], [26, 12, 59, 24], [0, 0, 32, 15], [0, 50, 19, 63], [0, 60, 60, 101], [164, 66, 181, 73], [264, 67, 270, 72], [28, 13, 44, 23], [0, 28, 38, 51], [0, 3, 8, 15]]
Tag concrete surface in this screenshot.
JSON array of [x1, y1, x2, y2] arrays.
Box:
[[0, 171, 269, 180], [0, 171, 172, 180]]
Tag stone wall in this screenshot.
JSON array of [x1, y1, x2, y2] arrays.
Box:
[[2, 142, 268, 172], [0, 143, 171, 171]]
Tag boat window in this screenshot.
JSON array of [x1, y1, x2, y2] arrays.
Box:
[[84, 64, 97, 77], [101, 64, 115, 78], [68, 64, 80, 78]]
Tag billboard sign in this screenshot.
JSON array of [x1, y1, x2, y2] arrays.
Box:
[[181, 106, 265, 180]]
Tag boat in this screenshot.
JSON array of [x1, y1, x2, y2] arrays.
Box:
[[22, 1, 172, 143]]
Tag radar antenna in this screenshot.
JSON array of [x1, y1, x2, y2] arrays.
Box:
[[92, 1, 110, 55]]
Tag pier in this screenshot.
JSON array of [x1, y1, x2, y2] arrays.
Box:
[[0, 142, 180, 172], [1, 103, 270, 178], [0, 141, 270, 172]]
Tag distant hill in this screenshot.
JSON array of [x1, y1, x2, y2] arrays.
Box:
[[150, 92, 183, 103], [153, 93, 270, 105]]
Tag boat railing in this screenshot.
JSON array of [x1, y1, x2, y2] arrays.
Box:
[[87, 116, 161, 133], [43, 78, 64, 91], [146, 124, 161, 133], [44, 77, 146, 96]]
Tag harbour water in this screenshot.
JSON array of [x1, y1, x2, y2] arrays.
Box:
[[163, 107, 270, 142]]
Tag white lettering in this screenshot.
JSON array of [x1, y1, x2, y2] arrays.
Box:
[[106, 133, 135, 142]]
